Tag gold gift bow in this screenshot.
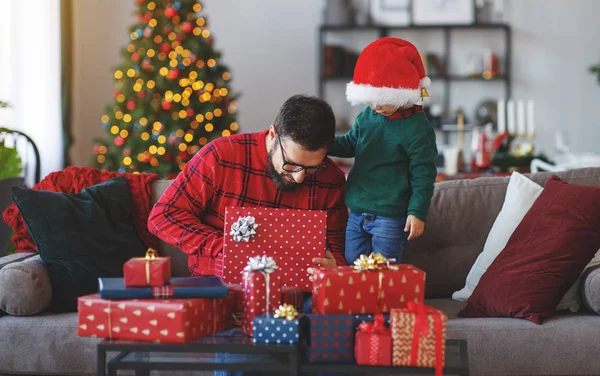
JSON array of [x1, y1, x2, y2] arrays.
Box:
[[273, 304, 298, 321], [144, 248, 158, 285], [353, 253, 398, 312]]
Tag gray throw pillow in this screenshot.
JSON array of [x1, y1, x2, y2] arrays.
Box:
[[582, 264, 600, 315], [0, 254, 52, 315]]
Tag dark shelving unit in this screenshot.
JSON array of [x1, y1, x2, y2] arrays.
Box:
[[318, 23, 512, 123]]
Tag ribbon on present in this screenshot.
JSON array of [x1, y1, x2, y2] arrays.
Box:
[[407, 302, 444, 376], [244, 255, 278, 314], [353, 253, 398, 313], [357, 314, 389, 365], [273, 304, 298, 321], [143, 248, 158, 285], [230, 216, 259, 242]]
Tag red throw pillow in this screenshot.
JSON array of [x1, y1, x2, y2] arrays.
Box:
[[459, 175, 600, 324]]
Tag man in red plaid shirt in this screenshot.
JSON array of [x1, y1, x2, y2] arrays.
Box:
[[148, 95, 348, 279]]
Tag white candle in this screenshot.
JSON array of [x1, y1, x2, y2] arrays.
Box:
[[517, 100, 526, 136], [527, 100, 535, 137], [507, 100, 515, 134], [497, 99, 506, 134]]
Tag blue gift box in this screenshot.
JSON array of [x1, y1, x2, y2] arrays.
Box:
[[98, 276, 230, 300], [252, 314, 308, 345], [306, 314, 390, 364]]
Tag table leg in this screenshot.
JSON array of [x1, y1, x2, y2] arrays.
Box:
[[289, 351, 299, 376], [96, 346, 106, 376]]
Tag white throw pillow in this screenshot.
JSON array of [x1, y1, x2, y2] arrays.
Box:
[[452, 172, 542, 301]]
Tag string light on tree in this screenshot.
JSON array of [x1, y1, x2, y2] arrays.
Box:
[[93, 0, 239, 178]]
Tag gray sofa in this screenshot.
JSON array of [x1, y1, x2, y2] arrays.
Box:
[[2, 168, 600, 376]]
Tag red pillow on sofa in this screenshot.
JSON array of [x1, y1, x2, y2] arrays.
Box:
[[459, 175, 600, 324]]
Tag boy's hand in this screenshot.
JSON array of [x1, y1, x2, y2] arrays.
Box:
[[405, 215, 425, 241], [307, 250, 336, 282]]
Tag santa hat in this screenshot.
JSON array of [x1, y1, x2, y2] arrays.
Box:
[[346, 37, 431, 107]]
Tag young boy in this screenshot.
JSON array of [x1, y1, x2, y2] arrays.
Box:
[[329, 37, 438, 265]]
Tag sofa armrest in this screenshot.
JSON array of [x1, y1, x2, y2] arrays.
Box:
[[0, 253, 52, 315], [0, 252, 37, 269], [581, 263, 600, 315]]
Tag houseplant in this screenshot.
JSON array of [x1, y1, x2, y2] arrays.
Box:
[[0, 101, 24, 255]]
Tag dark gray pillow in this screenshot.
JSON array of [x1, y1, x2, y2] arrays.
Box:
[[0, 254, 52, 315]]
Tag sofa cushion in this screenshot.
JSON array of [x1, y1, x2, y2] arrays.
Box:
[[582, 264, 600, 314], [11, 177, 147, 312], [459, 176, 600, 324], [0, 255, 51, 315]]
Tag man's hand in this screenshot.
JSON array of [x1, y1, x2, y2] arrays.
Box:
[[307, 250, 336, 282], [405, 215, 425, 241]]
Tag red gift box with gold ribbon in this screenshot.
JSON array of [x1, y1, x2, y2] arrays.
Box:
[[123, 248, 171, 287], [241, 256, 282, 336], [355, 314, 392, 366], [77, 293, 234, 343], [312, 254, 425, 315], [391, 303, 447, 376]]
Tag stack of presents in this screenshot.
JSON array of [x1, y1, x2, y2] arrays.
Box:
[[78, 207, 447, 374]]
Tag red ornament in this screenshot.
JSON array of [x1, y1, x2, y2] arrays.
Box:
[[126, 100, 137, 111], [131, 52, 139, 62], [164, 153, 173, 162], [136, 0, 144, 4], [113, 90, 121, 98], [137, 90, 147, 99], [141, 60, 152, 71], [93, 144, 101, 155], [162, 101, 172, 111], [143, 12, 152, 23], [160, 42, 171, 54], [186, 108, 195, 117], [179, 151, 190, 161], [181, 22, 193, 33], [114, 137, 125, 147], [167, 68, 180, 80], [164, 6, 177, 19]]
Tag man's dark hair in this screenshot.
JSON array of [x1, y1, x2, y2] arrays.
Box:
[[273, 94, 336, 151]]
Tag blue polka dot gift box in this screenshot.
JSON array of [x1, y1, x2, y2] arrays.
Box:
[[252, 304, 308, 345]]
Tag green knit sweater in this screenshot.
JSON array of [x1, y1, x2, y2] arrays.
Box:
[[329, 107, 438, 220]]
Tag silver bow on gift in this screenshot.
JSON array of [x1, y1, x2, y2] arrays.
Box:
[[243, 255, 278, 274], [230, 216, 259, 242]]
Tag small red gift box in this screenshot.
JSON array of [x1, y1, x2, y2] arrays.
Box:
[[123, 248, 171, 287], [312, 255, 425, 315], [355, 314, 392, 366], [241, 256, 282, 336], [77, 293, 234, 343], [391, 303, 447, 376], [222, 207, 327, 291]]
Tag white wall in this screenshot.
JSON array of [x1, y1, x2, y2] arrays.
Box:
[[70, 0, 600, 165]]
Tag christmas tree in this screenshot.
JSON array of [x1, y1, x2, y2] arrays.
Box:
[[93, 0, 239, 178]]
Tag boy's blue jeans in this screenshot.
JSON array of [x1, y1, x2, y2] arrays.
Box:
[[345, 211, 409, 264]]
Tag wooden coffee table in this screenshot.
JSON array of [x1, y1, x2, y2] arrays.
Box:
[[97, 335, 469, 375]]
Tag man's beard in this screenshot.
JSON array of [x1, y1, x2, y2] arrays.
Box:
[[267, 146, 301, 192]]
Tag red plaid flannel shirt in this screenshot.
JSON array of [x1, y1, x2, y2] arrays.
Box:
[[148, 130, 348, 276]]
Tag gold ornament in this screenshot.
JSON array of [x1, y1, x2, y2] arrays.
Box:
[[421, 87, 430, 98], [273, 304, 298, 321]]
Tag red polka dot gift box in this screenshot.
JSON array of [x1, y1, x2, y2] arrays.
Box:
[[221, 207, 327, 291]]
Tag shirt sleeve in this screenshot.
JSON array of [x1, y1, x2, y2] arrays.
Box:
[[406, 125, 438, 221], [328, 122, 359, 158], [147, 144, 224, 258], [323, 168, 349, 265]]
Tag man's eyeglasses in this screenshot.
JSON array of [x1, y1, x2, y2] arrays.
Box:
[[276, 134, 327, 176]]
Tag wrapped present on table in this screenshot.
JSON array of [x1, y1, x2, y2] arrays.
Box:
[[99, 276, 230, 300], [391, 302, 448, 376], [123, 248, 171, 287], [312, 253, 425, 315], [306, 313, 390, 364], [222, 207, 327, 291], [77, 292, 234, 343], [252, 304, 308, 345], [229, 284, 304, 313], [242, 255, 282, 336], [355, 314, 392, 366]]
